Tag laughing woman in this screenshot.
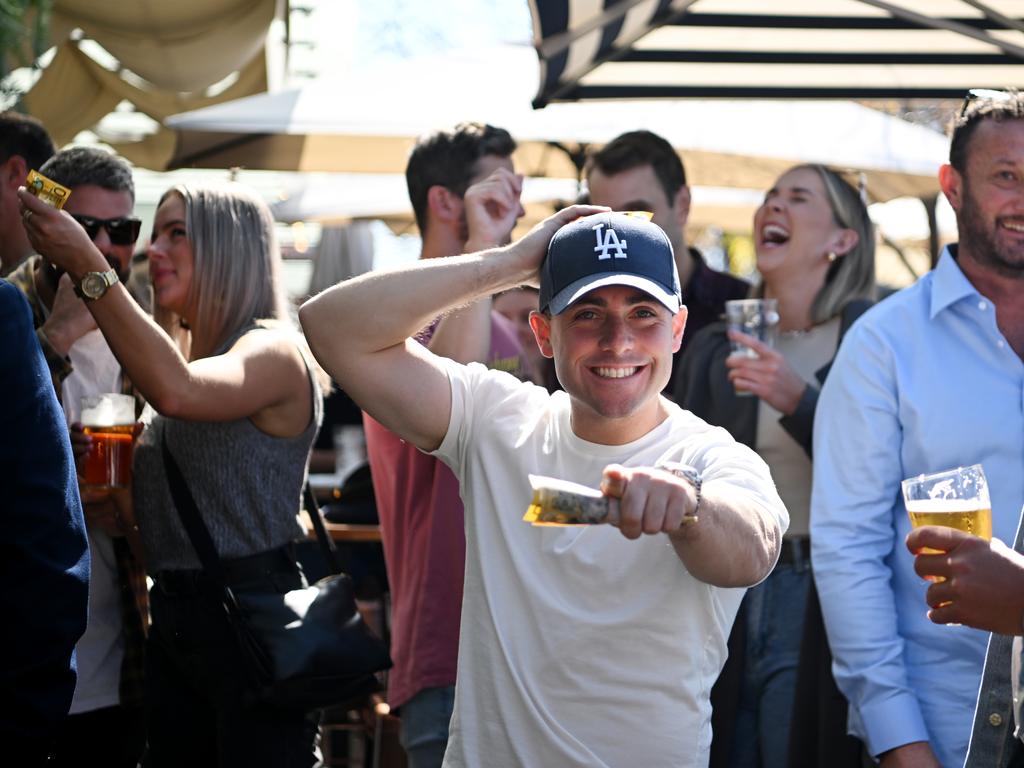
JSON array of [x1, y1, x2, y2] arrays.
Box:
[[21, 183, 325, 768], [675, 164, 875, 768]]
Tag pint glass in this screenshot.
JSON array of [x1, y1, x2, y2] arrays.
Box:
[[901, 464, 992, 553], [80, 393, 136, 490]]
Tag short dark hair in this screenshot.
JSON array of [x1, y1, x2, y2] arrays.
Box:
[[40, 146, 135, 202], [950, 89, 1024, 173], [0, 111, 55, 172], [586, 130, 687, 205], [406, 122, 516, 234]]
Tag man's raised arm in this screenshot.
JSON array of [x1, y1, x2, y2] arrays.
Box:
[[299, 205, 604, 452]]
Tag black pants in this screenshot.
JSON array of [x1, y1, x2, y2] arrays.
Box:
[[49, 704, 145, 768], [144, 547, 318, 768]]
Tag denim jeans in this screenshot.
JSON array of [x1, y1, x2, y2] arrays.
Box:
[[729, 546, 811, 768], [399, 685, 455, 768]]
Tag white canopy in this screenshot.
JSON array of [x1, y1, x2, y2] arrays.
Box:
[[137, 46, 949, 203]]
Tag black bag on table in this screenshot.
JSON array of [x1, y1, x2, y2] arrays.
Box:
[[161, 436, 392, 712]]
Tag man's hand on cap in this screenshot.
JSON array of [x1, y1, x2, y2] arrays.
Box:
[[505, 204, 611, 287]]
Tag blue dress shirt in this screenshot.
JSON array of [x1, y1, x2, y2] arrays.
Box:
[[811, 246, 1024, 768]]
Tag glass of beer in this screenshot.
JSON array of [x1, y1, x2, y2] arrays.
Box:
[[80, 393, 136, 491], [901, 464, 992, 555], [725, 298, 779, 396]]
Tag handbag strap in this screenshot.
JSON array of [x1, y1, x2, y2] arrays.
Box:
[[303, 483, 342, 574], [160, 433, 343, 584]]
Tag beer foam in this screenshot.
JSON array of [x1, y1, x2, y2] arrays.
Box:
[[80, 393, 134, 427], [904, 498, 985, 513]]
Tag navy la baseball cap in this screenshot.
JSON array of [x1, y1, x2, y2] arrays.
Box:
[[539, 211, 682, 315]]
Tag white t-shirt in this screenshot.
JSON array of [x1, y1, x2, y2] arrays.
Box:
[[62, 329, 126, 714], [434, 362, 788, 768]]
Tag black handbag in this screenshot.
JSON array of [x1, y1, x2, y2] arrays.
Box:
[[161, 435, 391, 711]]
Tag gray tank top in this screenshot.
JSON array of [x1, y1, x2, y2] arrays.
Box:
[[133, 326, 323, 572]]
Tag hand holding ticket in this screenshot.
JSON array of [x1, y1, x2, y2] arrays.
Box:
[[524, 475, 619, 526], [524, 467, 702, 530], [25, 169, 70, 209]]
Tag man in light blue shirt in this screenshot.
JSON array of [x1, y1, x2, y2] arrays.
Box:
[[812, 89, 1024, 768]]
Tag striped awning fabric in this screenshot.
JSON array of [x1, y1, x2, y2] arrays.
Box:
[[529, 0, 1024, 106]]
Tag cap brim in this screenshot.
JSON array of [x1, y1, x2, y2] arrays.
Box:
[[547, 273, 681, 315]]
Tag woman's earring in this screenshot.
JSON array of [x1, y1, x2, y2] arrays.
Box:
[[826, 251, 839, 263]]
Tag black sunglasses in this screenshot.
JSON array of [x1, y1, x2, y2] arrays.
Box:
[[70, 214, 142, 247], [959, 88, 1014, 118]]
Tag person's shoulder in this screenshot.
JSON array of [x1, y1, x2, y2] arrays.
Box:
[[657, 404, 762, 468], [463, 359, 542, 395], [0, 278, 31, 324], [841, 278, 931, 345], [691, 248, 750, 296], [688, 317, 729, 347]]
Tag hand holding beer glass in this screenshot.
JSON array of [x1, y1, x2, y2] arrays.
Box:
[[79, 393, 136, 491], [902, 465, 991, 579]]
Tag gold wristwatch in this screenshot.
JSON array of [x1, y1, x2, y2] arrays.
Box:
[[75, 269, 119, 301]]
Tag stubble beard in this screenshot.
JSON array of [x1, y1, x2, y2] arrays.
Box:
[[959, 180, 1024, 279]]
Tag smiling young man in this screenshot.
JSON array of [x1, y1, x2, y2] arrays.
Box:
[[301, 208, 785, 767], [812, 91, 1024, 768]]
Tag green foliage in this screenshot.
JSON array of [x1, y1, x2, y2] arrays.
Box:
[[0, 0, 51, 106]]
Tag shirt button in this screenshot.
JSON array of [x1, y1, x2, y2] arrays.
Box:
[[979, 301, 988, 311], [998, 340, 1006, 349], [989, 712, 1003, 727]]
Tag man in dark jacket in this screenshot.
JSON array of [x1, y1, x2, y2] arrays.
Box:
[[0, 279, 90, 765]]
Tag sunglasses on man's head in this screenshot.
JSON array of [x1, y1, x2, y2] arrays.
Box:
[[70, 214, 142, 246], [959, 88, 1015, 118]]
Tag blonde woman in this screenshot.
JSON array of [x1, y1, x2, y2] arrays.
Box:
[[676, 164, 875, 768], [22, 183, 324, 767]]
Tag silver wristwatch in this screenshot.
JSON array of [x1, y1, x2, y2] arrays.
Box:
[[657, 461, 703, 520], [75, 269, 119, 301]]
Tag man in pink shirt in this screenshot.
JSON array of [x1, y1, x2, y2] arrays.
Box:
[[363, 122, 526, 768]]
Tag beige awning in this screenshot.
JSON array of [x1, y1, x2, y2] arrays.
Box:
[[51, 0, 276, 93], [24, 40, 268, 147]]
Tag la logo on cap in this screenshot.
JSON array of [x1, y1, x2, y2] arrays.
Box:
[[593, 222, 628, 260]]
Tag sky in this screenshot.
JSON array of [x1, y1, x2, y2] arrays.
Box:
[[289, 0, 534, 84]]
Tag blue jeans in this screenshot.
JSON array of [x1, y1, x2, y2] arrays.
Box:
[[729, 547, 811, 768], [399, 685, 455, 768]]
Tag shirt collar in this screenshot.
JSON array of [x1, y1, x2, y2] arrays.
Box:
[[929, 244, 982, 320]]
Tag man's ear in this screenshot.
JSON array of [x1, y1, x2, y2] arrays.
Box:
[[2, 154, 27, 189], [938, 164, 963, 213], [672, 185, 691, 230], [529, 311, 554, 358], [427, 185, 462, 224], [671, 306, 687, 353]]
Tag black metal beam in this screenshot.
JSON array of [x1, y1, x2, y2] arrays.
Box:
[[669, 13, 1018, 31], [559, 84, 990, 100], [620, 50, 1019, 65]]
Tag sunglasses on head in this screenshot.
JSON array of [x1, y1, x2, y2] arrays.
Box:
[[959, 88, 1015, 118], [70, 214, 142, 247]]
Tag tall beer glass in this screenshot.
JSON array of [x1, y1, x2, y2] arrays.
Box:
[[80, 393, 136, 490], [901, 464, 992, 553]]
